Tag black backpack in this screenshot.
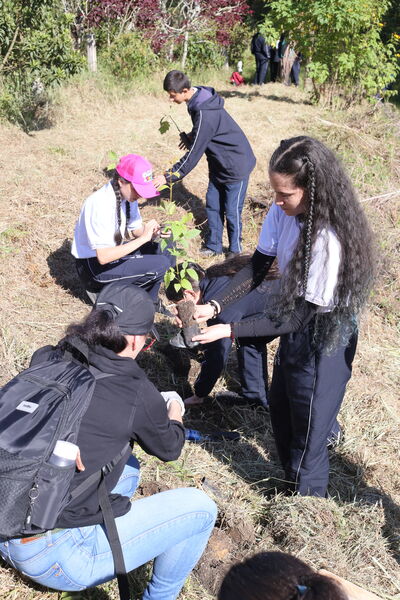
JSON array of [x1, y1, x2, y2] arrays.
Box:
[[0, 337, 130, 600]]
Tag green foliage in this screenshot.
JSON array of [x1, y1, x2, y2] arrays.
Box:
[[268, 0, 400, 105], [101, 32, 158, 80], [156, 199, 200, 292], [0, 0, 84, 129], [106, 150, 118, 170], [0, 72, 53, 131], [183, 33, 225, 72], [0, 1, 84, 84], [258, 20, 280, 48], [159, 114, 181, 135], [226, 22, 253, 65]]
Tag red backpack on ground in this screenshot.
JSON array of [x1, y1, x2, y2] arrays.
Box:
[[230, 71, 245, 86]]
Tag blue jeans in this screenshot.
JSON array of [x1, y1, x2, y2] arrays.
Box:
[[0, 457, 217, 599], [205, 178, 249, 254]]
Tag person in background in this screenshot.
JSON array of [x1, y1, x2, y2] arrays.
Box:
[[290, 49, 303, 87], [0, 282, 217, 599], [282, 41, 296, 86], [251, 31, 271, 85], [154, 70, 256, 259], [189, 136, 375, 498], [218, 552, 348, 600], [72, 154, 174, 306], [270, 41, 282, 82]]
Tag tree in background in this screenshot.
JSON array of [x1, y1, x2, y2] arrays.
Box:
[[73, 0, 250, 70], [0, 0, 83, 83], [267, 0, 399, 106], [0, 0, 84, 130]]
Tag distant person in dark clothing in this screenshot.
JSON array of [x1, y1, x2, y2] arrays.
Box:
[[251, 31, 271, 85], [154, 70, 256, 259], [291, 50, 303, 86], [270, 42, 282, 82]]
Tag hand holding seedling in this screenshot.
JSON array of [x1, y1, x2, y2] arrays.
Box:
[[143, 219, 160, 242], [159, 226, 172, 239], [191, 303, 215, 323], [179, 132, 192, 150]]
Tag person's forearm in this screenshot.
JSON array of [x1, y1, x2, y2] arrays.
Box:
[[233, 301, 317, 338], [96, 234, 150, 264], [167, 402, 183, 424]]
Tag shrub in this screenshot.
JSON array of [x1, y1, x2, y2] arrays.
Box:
[[268, 0, 400, 106], [0, 73, 54, 131], [100, 32, 158, 80], [183, 33, 225, 72]]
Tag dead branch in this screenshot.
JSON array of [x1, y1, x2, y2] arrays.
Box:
[[360, 190, 400, 203]]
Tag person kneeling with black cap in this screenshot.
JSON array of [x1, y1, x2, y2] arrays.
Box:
[[0, 282, 217, 600]]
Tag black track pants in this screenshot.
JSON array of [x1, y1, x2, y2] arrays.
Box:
[[269, 324, 358, 497]]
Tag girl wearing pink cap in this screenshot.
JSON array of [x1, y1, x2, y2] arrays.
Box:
[[72, 154, 175, 304]]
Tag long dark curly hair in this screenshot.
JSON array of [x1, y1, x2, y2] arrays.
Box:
[[269, 136, 375, 351]]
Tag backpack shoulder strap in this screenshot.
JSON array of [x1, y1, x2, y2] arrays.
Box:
[[69, 443, 131, 600], [69, 443, 130, 502]]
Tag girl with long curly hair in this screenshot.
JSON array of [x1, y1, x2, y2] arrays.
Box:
[[189, 136, 375, 497]]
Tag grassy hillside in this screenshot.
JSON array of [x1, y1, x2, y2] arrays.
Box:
[[0, 72, 399, 600]]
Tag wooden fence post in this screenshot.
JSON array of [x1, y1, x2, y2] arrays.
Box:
[[86, 33, 97, 73]]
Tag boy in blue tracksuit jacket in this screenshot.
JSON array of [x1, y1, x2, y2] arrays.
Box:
[[153, 70, 256, 258]]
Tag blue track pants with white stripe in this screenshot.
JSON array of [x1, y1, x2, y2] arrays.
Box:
[[269, 322, 358, 497], [205, 177, 249, 254]]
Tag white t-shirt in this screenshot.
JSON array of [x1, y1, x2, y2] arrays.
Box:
[[71, 182, 142, 259], [257, 203, 341, 310]]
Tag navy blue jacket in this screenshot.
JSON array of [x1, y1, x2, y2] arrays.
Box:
[[165, 86, 256, 185]]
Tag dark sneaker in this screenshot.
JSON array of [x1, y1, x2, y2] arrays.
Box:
[[169, 330, 200, 349], [199, 247, 221, 257], [225, 251, 241, 260], [216, 390, 268, 409]]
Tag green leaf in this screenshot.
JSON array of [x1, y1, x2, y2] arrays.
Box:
[[164, 269, 173, 288], [107, 150, 118, 170], [180, 278, 192, 290], [174, 283, 182, 292], [186, 229, 201, 239], [160, 239, 167, 251], [186, 268, 199, 280], [159, 119, 171, 134]]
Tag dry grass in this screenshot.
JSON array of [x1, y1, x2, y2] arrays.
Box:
[[0, 73, 399, 599]]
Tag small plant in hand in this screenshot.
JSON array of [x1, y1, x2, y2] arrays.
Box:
[[165, 261, 202, 349], [159, 114, 181, 135], [156, 177, 201, 347]]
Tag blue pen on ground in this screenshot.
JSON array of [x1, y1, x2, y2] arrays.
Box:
[[185, 428, 240, 442]]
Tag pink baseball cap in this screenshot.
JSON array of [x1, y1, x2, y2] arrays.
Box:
[[116, 154, 159, 199]]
